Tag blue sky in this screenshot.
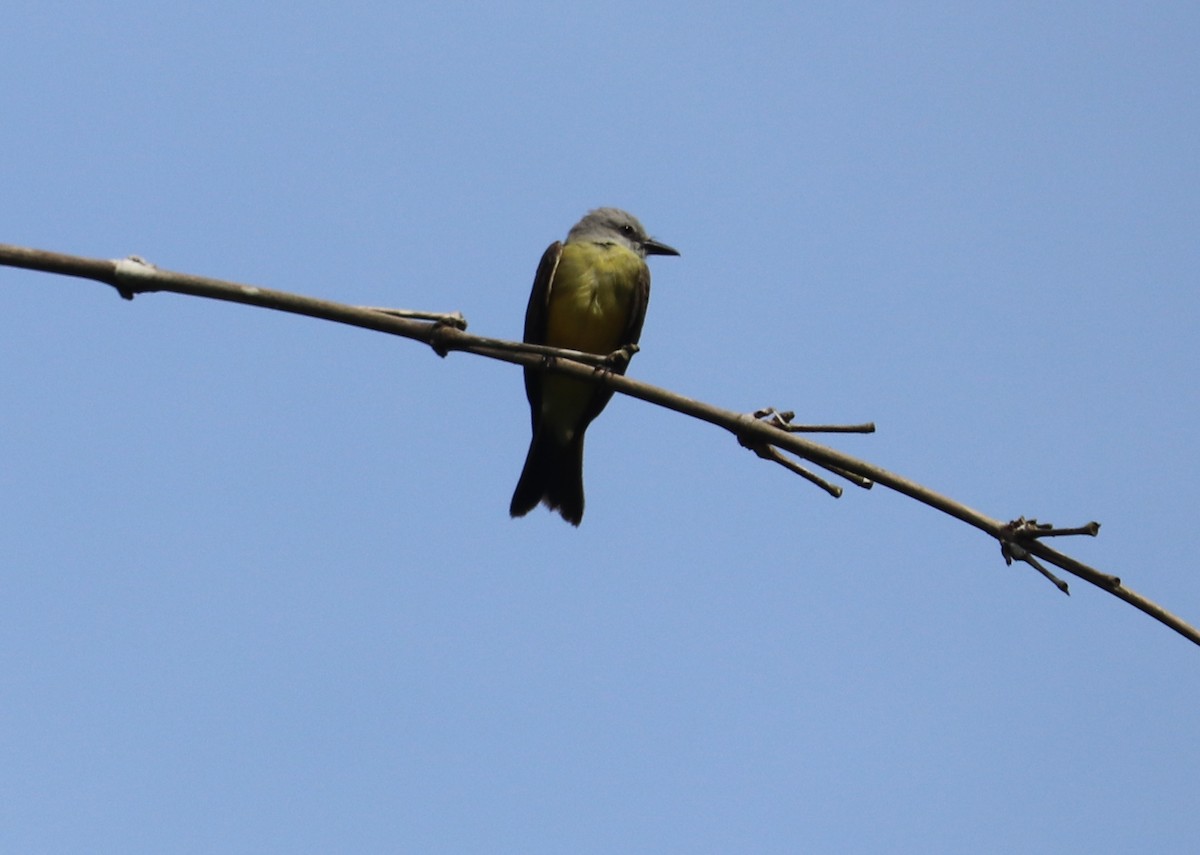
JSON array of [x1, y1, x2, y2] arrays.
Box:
[[3, 2, 1198, 852]]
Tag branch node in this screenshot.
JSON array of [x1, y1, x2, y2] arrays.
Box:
[[737, 408, 875, 491], [998, 517, 1106, 595], [111, 255, 158, 300], [735, 415, 847, 498], [427, 319, 463, 358]]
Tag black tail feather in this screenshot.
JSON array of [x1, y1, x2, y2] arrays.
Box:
[[509, 430, 585, 526]]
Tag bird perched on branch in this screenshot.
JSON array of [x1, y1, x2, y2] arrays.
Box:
[[510, 208, 679, 525]]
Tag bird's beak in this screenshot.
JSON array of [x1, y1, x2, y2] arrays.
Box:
[[643, 237, 680, 257]]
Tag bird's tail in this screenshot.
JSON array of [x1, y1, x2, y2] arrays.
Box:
[[509, 429, 585, 526]]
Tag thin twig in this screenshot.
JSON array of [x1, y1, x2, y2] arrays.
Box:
[[753, 407, 876, 435], [738, 438, 844, 497], [360, 306, 468, 329]]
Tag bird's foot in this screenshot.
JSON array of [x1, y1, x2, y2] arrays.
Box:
[[600, 343, 640, 373]]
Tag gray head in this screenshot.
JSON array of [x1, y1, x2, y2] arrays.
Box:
[[565, 207, 680, 258]]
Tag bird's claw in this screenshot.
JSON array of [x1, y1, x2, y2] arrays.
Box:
[[600, 343, 640, 373]]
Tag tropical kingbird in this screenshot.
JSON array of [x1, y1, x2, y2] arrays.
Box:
[[509, 208, 679, 526]]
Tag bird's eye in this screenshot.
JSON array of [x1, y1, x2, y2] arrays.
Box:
[[620, 224, 636, 236]]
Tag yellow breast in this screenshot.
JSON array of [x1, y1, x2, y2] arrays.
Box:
[[544, 241, 645, 355]]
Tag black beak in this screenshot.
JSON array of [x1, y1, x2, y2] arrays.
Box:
[[643, 237, 681, 257]]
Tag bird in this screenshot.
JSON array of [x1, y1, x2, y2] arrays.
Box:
[[509, 208, 679, 525]]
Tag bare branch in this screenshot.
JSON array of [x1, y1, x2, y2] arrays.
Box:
[[3, 242, 1197, 648]]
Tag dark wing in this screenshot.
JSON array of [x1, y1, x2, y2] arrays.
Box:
[[618, 263, 651, 359], [521, 241, 563, 421]]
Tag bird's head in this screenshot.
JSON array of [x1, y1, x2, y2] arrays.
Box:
[[567, 208, 680, 259]]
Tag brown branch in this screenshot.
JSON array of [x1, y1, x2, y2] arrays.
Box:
[[3, 242, 1197, 648]]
